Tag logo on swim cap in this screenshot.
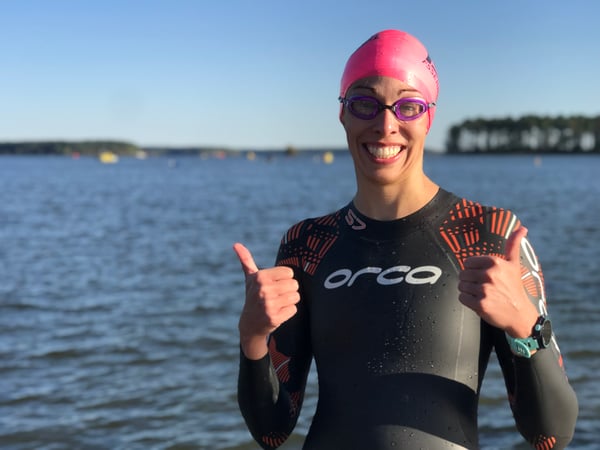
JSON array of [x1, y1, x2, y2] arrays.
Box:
[[422, 55, 439, 98]]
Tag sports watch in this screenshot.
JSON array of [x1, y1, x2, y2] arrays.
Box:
[[505, 315, 552, 358]]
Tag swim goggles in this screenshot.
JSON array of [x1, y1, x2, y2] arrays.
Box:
[[338, 95, 435, 121]]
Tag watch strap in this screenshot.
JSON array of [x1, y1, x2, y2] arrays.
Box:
[[505, 333, 539, 358]]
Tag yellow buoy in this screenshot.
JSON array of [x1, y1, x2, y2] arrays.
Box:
[[322, 151, 334, 164], [99, 151, 119, 164]]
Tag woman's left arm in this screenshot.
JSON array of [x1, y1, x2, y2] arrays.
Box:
[[459, 224, 578, 449]]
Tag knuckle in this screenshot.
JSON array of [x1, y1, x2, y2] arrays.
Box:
[[254, 270, 269, 283], [279, 266, 294, 277]]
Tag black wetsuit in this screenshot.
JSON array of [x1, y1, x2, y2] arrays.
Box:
[[238, 189, 577, 449]]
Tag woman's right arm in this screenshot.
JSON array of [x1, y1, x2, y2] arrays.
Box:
[[234, 243, 312, 449]]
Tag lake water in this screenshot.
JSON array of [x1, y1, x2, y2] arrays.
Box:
[[0, 153, 598, 449]]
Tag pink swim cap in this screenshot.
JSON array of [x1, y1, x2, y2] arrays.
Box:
[[340, 30, 439, 127]]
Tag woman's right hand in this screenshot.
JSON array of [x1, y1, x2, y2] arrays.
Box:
[[233, 243, 301, 359]]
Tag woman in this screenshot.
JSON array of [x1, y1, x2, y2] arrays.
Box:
[[234, 29, 578, 449]]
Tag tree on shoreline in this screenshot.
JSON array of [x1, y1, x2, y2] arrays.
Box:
[[446, 114, 600, 153]]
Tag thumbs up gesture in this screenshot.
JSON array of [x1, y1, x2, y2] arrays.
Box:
[[458, 227, 539, 338], [233, 243, 301, 359]]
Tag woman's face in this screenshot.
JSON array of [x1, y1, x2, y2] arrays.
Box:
[[340, 76, 430, 190]]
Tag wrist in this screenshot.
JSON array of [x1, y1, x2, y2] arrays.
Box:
[[505, 303, 540, 338], [240, 334, 269, 360]]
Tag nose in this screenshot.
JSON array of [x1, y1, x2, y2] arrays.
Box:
[[372, 108, 399, 135]]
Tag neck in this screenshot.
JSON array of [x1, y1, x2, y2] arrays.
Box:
[[353, 175, 439, 220]]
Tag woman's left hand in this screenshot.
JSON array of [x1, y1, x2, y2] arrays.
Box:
[[458, 226, 539, 338]]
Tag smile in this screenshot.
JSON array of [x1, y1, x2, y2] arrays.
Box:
[[365, 144, 404, 159]]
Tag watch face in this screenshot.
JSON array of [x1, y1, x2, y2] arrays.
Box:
[[540, 319, 553, 347]]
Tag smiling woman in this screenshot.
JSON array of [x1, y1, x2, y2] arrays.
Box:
[[234, 29, 578, 450]]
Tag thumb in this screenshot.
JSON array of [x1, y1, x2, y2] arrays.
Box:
[[233, 242, 259, 276], [505, 226, 528, 263]]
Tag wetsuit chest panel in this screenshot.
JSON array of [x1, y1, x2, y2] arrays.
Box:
[[306, 226, 481, 388]]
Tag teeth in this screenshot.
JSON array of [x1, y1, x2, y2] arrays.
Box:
[[366, 144, 403, 159]]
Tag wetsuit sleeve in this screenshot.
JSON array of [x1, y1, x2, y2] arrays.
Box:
[[237, 235, 313, 449], [494, 235, 578, 449]]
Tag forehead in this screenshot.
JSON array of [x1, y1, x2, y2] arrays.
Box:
[[347, 76, 420, 97]]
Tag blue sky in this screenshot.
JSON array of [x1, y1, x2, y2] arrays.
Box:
[[2, 0, 599, 151]]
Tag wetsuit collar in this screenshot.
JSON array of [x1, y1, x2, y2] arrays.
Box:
[[344, 188, 457, 241]]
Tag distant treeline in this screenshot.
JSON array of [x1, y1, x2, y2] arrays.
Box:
[[447, 115, 600, 153], [0, 141, 231, 157], [0, 141, 141, 156]]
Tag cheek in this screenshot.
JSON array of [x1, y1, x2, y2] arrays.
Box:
[[341, 112, 367, 137], [410, 118, 430, 139]]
